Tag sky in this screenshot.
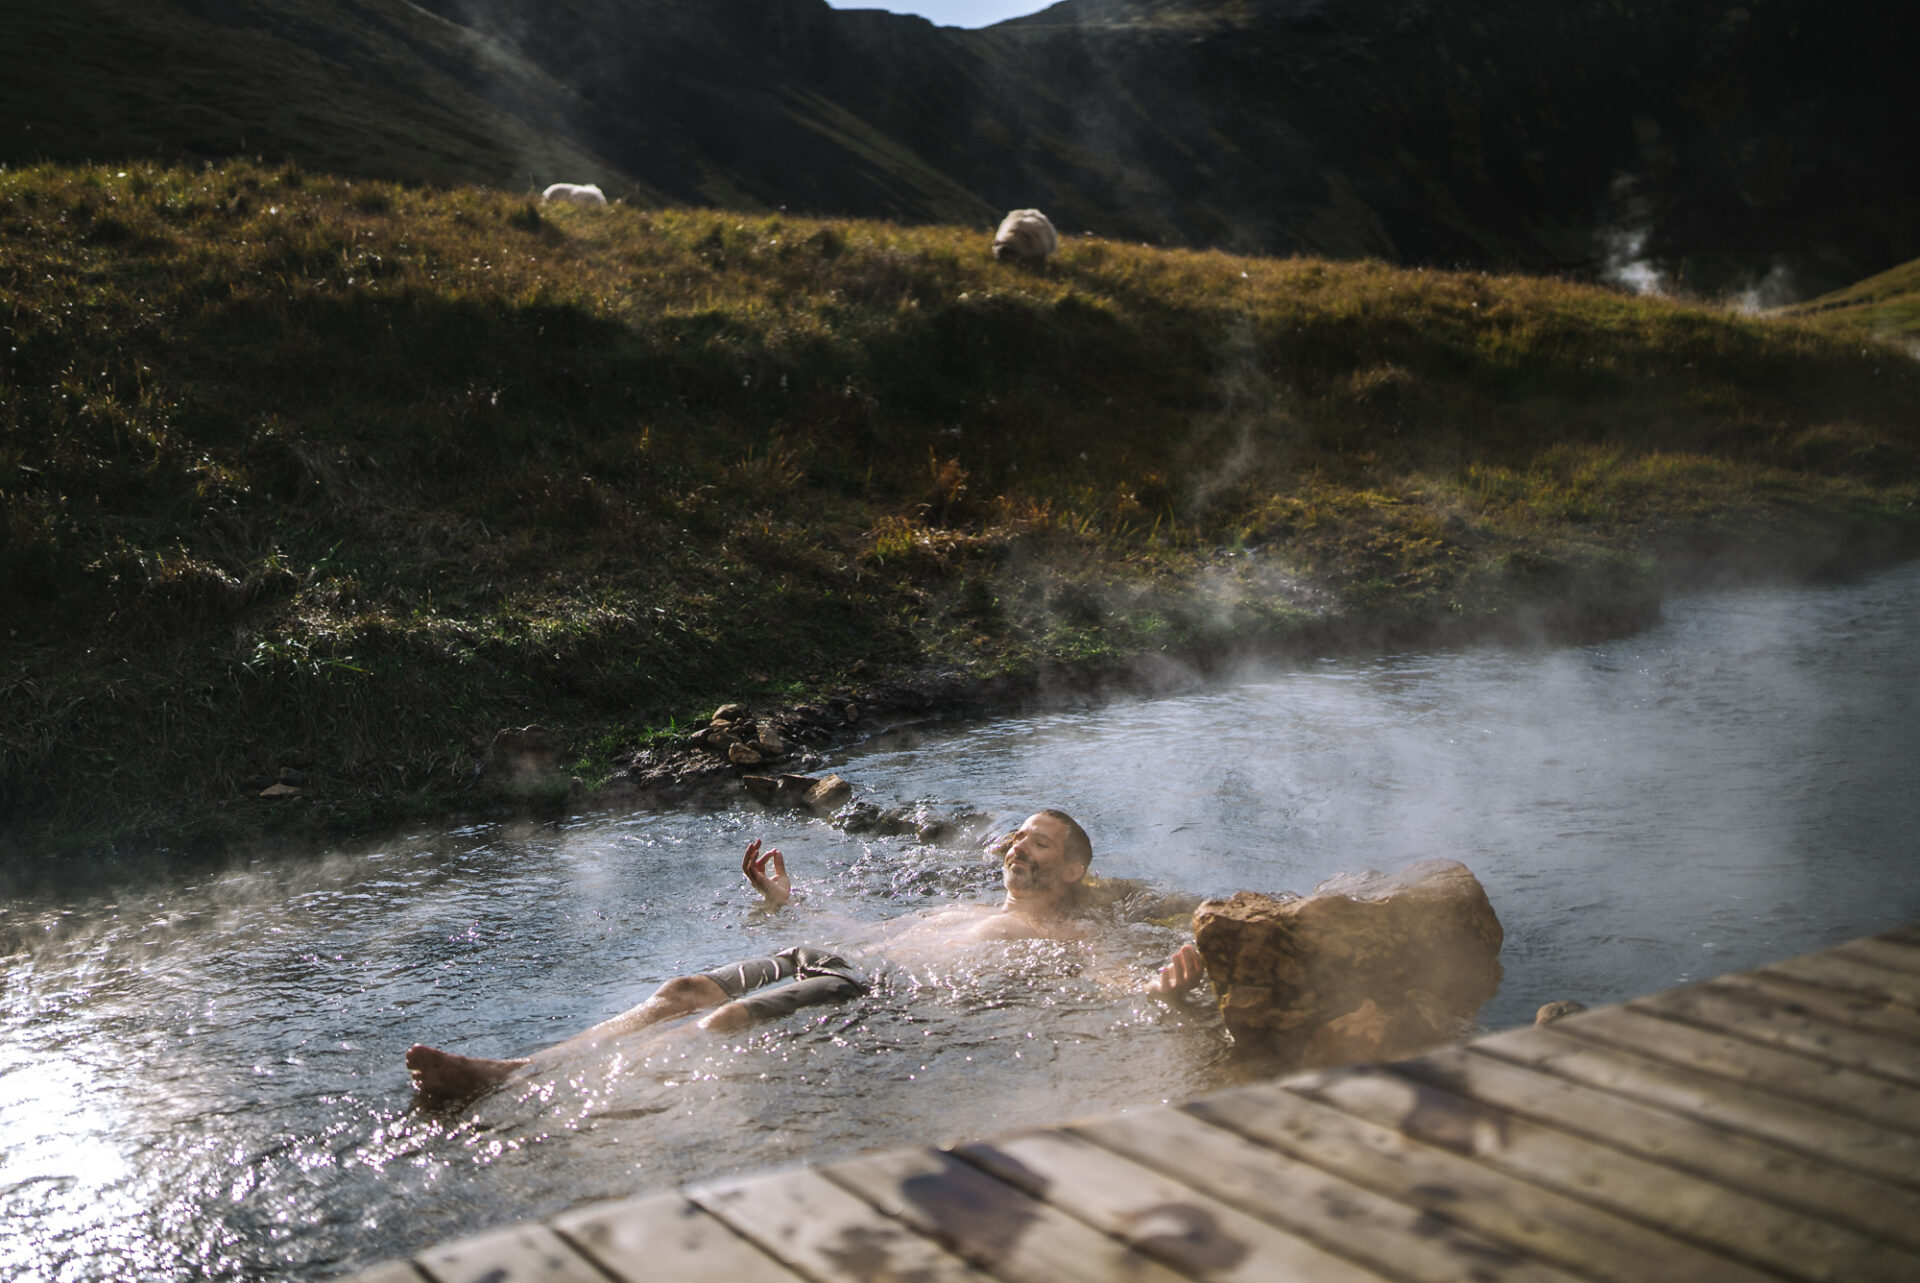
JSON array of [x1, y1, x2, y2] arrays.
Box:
[[823, 1, 1055, 28]]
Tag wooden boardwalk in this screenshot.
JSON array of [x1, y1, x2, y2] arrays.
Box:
[[350, 924, 1920, 1283]]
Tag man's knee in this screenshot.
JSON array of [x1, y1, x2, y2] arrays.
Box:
[[654, 974, 729, 1011], [697, 1001, 752, 1032]]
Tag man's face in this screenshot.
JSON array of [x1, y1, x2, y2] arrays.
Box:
[[1002, 813, 1085, 896]]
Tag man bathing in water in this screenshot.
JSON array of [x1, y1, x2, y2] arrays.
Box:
[[407, 809, 1206, 1100]]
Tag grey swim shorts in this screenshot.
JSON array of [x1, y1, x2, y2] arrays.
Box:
[[700, 944, 868, 1023]]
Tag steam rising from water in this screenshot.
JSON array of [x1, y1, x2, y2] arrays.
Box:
[[1730, 258, 1799, 314], [1598, 174, 1666, 296], [843, 562, 1920, 1026]]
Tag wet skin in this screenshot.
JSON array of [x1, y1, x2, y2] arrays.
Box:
[[408, 813, 1205, 1101]]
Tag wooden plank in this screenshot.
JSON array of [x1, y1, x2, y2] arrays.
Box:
[[1553, 1004, 1920, 1134], [1406, 1041, 1920, 1247], [552, 1190, 805, 1283], [341, 1263, 429, 1283], [1297, 1063, 1920, 1283], [691, 1165, 989, 1283], [954, 1126, 1395, 1283], [1634, 981, 1920, 1087], [1731, 970, 1920, 1041], [1476, 1022, 1920, 1189], [1874, 923, 1920, 949], [1186, 1082, 1779, 1283], [1833, 937, 1920, 977], [820, 1146, 1190, 1283], [1762, 952, 1920, 1009], [416, 1223, 609, 1283], [1072, 1105, 1588, 1283]]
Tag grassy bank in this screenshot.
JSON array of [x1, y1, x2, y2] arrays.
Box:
[[1779, 255, 1920, 341], [3, 160, 1916, 857]]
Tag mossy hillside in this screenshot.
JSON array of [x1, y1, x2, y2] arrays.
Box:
[[3, 160, 1916, 855], [1780, 256, 1920, 341]]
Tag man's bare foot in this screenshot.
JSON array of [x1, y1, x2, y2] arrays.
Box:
[[406, 1044, 530, 1102]]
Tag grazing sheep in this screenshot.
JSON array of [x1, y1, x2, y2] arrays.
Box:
[[541, 182, 607, 207], [992, 208, 1058, 265]]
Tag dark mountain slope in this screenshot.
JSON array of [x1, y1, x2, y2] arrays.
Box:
[[4, 0, 1915, 294], [990, 0, 1920, 293], [0, 0, 631, 191]]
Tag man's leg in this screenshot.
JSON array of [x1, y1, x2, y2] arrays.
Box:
[[407, 973, 732, 1100], [696, 946, 868, 1032], [407, 947, 865, 1100]]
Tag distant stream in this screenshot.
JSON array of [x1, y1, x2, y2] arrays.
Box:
[[4, 562, 1918, 1280]]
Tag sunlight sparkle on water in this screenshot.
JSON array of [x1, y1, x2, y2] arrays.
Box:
[[0, 1050, 156, 1280]]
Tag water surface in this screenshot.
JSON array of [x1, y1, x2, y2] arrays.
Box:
[[4, 562, 1918, 1280]]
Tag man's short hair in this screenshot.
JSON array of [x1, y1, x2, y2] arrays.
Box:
[[1038, 808, 1093, 871]]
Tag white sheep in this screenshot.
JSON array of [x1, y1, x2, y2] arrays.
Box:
[[541, 182, 607, 207], [992, 208, 1058, 265]]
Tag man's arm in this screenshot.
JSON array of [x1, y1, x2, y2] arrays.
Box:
[[1146, 942, 1206, 996], [743, 838, 791, 909]]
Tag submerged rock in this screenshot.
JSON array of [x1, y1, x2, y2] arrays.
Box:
[[1192, 858, 1503, 1065], [834, 799, 985, 842], [741, 772, 853, 813], [837, 802, 910, 836], [1299, 989, 1457, 1065]]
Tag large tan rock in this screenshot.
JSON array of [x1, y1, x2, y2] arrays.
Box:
[[1192, 858, 1503, 1065], [801, 774, 851, 811]]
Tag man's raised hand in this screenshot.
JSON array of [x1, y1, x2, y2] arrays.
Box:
[[1147, 942, 1206, 996], [742, 838, 791, 909]]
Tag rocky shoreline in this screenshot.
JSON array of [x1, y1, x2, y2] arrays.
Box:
[[494, 585, 1663, 828], [587, 522, 1920, 829], [22, 533, 1915, 871]]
